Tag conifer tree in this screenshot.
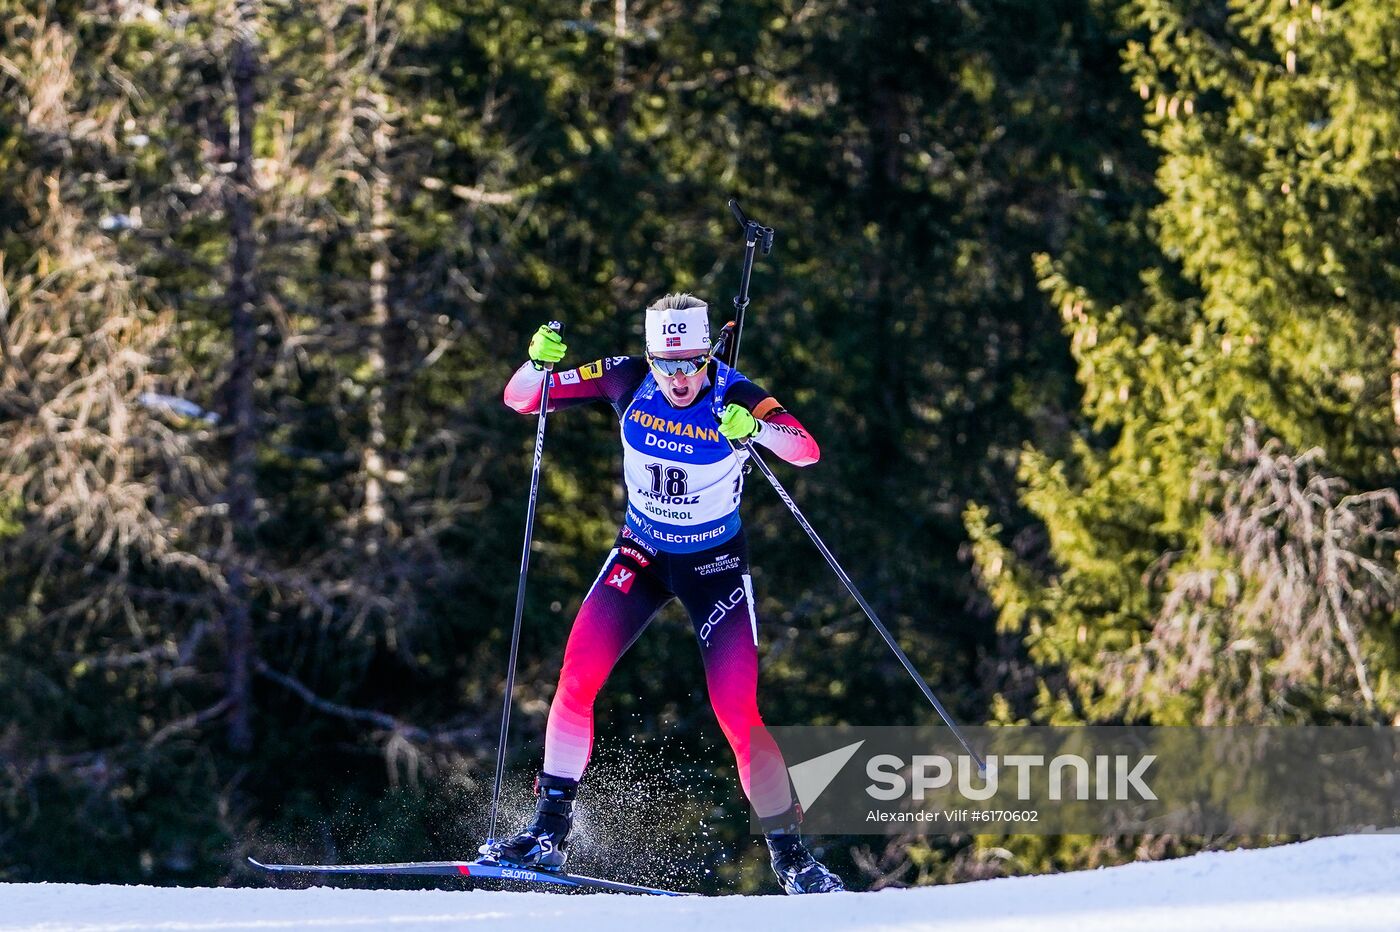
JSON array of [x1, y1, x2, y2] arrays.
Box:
[[968, 0, 1400, 726]]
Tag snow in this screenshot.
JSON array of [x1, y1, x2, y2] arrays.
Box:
[[4, 835, 1399, 932]]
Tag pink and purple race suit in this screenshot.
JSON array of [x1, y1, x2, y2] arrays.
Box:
[[504, 355, 820, 820]]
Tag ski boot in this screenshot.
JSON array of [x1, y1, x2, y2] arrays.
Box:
[[763, 809, 845, 894], [478, 773, 578, 871]]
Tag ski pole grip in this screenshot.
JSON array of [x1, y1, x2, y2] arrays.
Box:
[[729, 199, 774, 253], [759, 225, 775, 255], [543, 321, 563, 371], [729, 198, 748, 229]]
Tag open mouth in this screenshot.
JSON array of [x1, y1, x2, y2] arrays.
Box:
[[671, 384, 692, 400]]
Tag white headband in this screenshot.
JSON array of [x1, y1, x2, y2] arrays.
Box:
[[645, 304, 711, 354]]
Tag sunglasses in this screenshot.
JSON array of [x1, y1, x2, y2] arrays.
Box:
[[647, 353, 710, 377]]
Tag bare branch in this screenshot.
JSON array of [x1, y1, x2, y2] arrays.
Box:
[[254, 660, 487, 750], [1124, 419, 1400, 721]]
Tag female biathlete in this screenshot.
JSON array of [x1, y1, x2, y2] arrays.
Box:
[[484, 293, 843, 894]]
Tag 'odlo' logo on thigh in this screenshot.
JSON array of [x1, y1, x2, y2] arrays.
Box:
[[698, 587, 745, 645]]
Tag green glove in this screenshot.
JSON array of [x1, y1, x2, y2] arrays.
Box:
[[528, 324, 566, 368], [718, 403, 760, 441]]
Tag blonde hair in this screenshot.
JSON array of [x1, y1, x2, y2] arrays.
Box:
[[646, 292, 707, 313]]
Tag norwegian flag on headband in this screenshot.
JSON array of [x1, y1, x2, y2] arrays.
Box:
[[666, 336, 682, 347]]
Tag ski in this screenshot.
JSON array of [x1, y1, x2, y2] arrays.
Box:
[[247, 856, 688, 896]]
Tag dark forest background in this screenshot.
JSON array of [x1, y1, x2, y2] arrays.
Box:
[[1, 0, 1397, 894]]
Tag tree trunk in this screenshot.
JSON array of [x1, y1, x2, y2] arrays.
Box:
[[361, 91, 393, 542], [223, 0, 261, 755], [1392, 325, 1399, 465], [609, 0, 630, 128]]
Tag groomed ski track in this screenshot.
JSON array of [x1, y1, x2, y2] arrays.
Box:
[[5, 835, 1398, 932]]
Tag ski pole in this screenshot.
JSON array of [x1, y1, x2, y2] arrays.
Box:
[[487, 321, 561, 845], [723, 198, 773, 369], [717, 205, 985, 770], [741, 439, 985, 771]]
